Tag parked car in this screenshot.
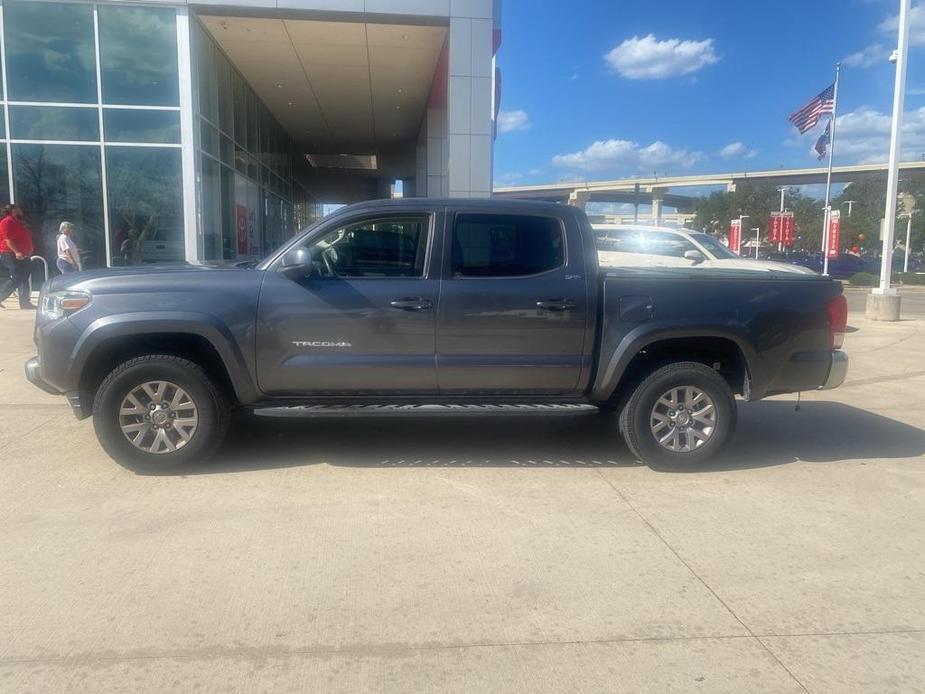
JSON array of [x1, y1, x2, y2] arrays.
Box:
[[26, 199, 848, 471], [594, 224, 816, 275]]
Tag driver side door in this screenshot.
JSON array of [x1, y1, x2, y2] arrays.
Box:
[[256, 212, 440, 395]]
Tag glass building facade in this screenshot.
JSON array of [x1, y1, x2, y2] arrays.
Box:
[[0, 0, 301, 274], [193, 20, 295, 262]]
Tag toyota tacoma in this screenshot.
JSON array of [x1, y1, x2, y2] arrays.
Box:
[[26, 199, 848, 470]]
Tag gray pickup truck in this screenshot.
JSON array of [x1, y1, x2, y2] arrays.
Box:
[[26, 199, 848, 470]]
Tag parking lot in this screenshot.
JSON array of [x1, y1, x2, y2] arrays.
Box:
[[2, 287, 924, 693]]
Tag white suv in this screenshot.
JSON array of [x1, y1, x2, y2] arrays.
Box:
[[594, 224, 814, 274]]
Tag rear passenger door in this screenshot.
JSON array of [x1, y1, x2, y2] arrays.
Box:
[[436, 211, 590, 395]]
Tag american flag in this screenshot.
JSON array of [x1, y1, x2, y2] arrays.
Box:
[[789, 84, 835, 134], [815, 121, 831, 160]]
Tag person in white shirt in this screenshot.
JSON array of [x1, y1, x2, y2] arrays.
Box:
[[56, 221, 80, 274]]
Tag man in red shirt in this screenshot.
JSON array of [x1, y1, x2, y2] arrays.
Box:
[[0, 204, 36, 309]]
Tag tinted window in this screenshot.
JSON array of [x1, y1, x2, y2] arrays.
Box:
[[9, 106, 99, 141], [106, 147, 183, 265], [104, 109, 180, 144], [452, 214, 563, 278], [98, 6, 179, 106], [4, 1, 97, 103], [12, 144, 104, 269], [306, 217, 429, 278]]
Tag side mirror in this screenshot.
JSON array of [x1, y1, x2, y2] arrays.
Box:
[[280, 247, 313, 273], [684, 249, 705, 265]]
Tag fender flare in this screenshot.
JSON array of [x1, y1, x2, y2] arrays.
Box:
[[69, 311, 258, 403], [590, 319, 761, 403]]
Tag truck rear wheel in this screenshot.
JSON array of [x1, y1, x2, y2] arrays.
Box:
[[618, 361, 736, 470], [92, 355, 230, 470]]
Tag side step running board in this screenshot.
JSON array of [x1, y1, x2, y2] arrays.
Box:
[[255, 403, 598, 418]]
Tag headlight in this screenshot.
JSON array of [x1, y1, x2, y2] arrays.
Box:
[[40, 290, 91, 320]]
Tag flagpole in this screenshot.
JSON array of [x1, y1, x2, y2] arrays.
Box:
[[821, 63, 841, 276]]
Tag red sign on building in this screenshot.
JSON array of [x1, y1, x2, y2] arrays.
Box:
[[728, 219, 742, 255], [769, 212, 783, 243], [827, 210, 841, 259]]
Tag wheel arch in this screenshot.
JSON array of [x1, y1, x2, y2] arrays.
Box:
[[592, 327, 756, 405], [71, 313, 258, 410]]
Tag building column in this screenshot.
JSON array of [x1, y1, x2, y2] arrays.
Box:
[[650, 187, 667, 226], [568, 190, 590, 210], [447, 16, 494, 198], [176, 7, 199, 263]]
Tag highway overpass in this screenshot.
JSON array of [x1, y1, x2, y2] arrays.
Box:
[[493, 161, 925, 221]]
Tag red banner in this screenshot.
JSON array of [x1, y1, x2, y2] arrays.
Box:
[[782, 212, 795, 247], [827, 210, 841, 259], [769, 212, 783, 243], [728, 219, 742, 255]]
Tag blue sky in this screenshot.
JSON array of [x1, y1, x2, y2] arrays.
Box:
[[493, 0, 925, 190]]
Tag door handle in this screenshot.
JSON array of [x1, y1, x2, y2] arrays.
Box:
[[536, 299, 576, 312], [390, 297, 433, 311]]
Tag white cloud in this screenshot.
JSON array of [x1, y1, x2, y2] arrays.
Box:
[[552, 139, 704, 174], [496, 110, 530, 134], [788, 106, 925, 163], [718, 141, 758, 159], [843, 43, 890, 68], [604, 34, 719, 80], [879, 2, 925, 46]]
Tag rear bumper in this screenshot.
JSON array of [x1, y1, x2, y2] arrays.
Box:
[[25, 356, 61, 395], [820, 350, 848, 390]]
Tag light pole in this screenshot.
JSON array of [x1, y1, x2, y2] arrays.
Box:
[[904, 216, 912, 272], [777, 187, 787, 252], [868, 0, 910, 321], [843, 200, 857, 217], [752, 228, 761, 259]]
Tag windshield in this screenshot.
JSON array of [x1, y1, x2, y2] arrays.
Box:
[[690, 233, 738, 259]]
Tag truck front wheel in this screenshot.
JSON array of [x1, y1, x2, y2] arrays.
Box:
[[92, 355, 230, 470], [618, 361, 736, 470]]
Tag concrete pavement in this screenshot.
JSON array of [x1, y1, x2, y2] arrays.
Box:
[[1, 296, 924, 693]]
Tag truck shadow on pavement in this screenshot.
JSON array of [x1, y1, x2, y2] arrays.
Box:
[[165, 400, 925, 475]]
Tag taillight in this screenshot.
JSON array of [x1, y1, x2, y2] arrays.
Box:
[[825, 294, 848, 350]]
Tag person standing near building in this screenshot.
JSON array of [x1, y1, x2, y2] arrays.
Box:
[[0, 204, 36, 310], [56, 221, 80, 274]]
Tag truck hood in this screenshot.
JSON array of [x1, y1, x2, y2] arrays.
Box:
[[45, 262, 260, 294]]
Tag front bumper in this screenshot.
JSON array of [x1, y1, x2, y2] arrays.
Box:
[[25, 356, 61, 395], [820, 350, 848, 390]]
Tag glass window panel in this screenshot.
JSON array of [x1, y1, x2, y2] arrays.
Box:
[[217, 52, 234, 136], [302, 217, 429, 278], [98, 6, 179, 106], [234, 145, 248, 175], [220, 135, 234, 167], [4, 1, 97, 103], [106, 147, 183, 265], [220, 165, 235, 259], [0, 148, 9, 208], [246, 89, 258, 153], [9, 106, 99, 142], [11, 144, 104, 270], [232, 73, 246, 145], [200, 156, 222, 261], [452, 214, 564, 278], [195, 24, 217, 122], [104, 109, 180, 144], [200, 119, 219, 158]]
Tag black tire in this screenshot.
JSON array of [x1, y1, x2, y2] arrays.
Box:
[[618, 361, 736, 470], [92, 355, 230, 471]]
